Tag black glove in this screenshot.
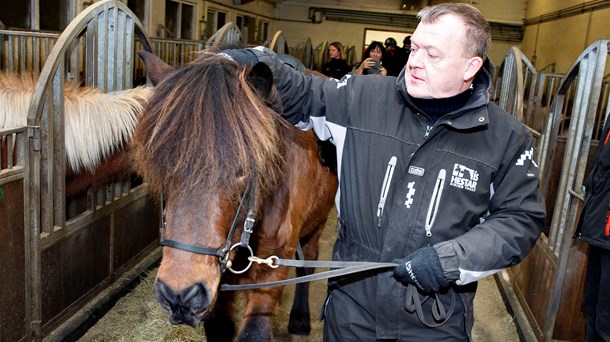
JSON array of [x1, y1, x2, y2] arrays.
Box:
[[219, 49, 258, 65], [393, 246, 449, 293]]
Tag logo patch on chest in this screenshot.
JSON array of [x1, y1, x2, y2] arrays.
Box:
[[408, 166, 425, 176], [450, 163, 479, 192]]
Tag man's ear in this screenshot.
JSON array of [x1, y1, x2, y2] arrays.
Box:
[[247, 62, 273, 99], [463, 56, 484, 82], [137, 50, 175, 86]]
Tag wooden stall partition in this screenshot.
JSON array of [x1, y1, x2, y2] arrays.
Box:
[[293, 37, 313, 69], [205, 22, 243, 48], [266, 30, 289, 54], [345, 45, 356, 67], [0, 125, 29, 342], [313, 40, 329, 71]]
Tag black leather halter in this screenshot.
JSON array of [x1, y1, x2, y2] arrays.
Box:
[[159, 180, 256, 274]]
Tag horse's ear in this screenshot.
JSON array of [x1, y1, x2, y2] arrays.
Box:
[[137, 50, 175, 86], [247, 62, 273, 99]]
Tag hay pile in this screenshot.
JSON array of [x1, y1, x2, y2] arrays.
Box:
[[78, 266, 326, 342], [78, 269, 206, 341]]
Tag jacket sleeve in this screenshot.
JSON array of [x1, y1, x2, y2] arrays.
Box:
[[249, 46, 353, 138], [434, 128, 545, 285]]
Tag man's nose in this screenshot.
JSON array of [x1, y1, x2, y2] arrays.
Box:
[[408, 50, 423, 68]]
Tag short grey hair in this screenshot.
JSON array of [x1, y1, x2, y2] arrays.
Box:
[[417, 3, 491, 59]]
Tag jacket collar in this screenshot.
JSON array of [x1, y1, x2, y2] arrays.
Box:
[[396, 66, 492, 130]]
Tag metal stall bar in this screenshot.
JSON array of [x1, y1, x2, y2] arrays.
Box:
[[542, 39, 609, 342], [26, 1, 154, 340]]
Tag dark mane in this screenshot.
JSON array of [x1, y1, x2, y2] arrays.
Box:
[[134, 52, 294, 198]]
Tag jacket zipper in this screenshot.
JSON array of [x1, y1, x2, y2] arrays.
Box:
[[377, 156, 397, 228], [423, 125, 433, 140], [425, 169, 446, 237]]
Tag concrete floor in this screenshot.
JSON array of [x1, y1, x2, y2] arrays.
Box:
[[80, 209, 523, 341]]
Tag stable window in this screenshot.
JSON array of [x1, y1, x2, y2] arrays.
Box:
[[236, 15, 256, 44], [127, 0, 147, 27], [204, 9, 228, 38], [216, 12, 227, 31], [258, 20, 269, 44], [0, 0, 70, 31], [0, 2, 29, 29], [164, 0, 195, 39], [40, 0, 70, 31]]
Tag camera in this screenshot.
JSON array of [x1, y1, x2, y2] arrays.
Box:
[[363, 60, 382, 75]]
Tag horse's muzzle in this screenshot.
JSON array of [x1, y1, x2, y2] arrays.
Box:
[[155, 279, 210, 327]]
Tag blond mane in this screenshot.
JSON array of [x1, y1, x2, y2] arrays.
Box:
[[0, 72, 152, 173]]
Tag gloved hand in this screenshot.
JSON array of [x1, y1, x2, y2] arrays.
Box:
[[393, 246, 449, 293], [219, 49, 259, 65]]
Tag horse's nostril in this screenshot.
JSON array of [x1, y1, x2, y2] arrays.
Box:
[[154, 280, 209, 327], [154, 279, 176, 310], [182, 283, 209, 314]]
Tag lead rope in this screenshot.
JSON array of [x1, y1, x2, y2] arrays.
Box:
[[219, 259, 397, 291], [404, 284, 456, 328]]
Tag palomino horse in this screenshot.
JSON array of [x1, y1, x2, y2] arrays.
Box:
[[0, 72, 152, 198], [135, 50, 337, 341]]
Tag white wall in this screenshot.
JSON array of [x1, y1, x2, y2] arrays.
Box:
[[273, 0, 524, 66], [522, 1, 610, 73]]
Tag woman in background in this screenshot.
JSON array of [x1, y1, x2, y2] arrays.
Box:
[[321, 42, 351, 79], [352, 41, 387, 76]]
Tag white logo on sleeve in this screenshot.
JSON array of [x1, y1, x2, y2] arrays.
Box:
[[450, 164, 479, 192], [405, 181, 416, 208], [516, 147, 539, 168]]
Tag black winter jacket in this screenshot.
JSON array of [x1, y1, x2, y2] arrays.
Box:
[[577, 118, 610, 250], [250, 46, 545, 339]]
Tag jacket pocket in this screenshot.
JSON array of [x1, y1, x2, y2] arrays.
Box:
[[377, 156, 397, 228], [425, 169, 446, 238]]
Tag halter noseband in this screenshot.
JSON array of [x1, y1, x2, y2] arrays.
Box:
[[159, 180, 256, 274]]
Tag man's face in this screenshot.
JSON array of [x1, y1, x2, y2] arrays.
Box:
[[386, 44, 396, 55], [405, 14, 480, 99]]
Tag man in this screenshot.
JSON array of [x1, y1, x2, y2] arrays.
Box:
[[403, 35, 412, 51], [223, 3, 544, 340], [383, 37, 408, 76], [575, 115, 610, 342]]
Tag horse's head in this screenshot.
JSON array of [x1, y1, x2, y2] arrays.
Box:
[[135, 50, 287, 327]]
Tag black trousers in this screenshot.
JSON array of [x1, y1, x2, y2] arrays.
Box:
[[322, 286, 468, 341], [583, 245, 610, 342]]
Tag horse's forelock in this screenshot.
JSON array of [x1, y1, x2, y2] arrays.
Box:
[[135, 54, 285, 198]]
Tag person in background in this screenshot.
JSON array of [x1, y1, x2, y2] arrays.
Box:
[[221, 2, 544, 340], [575, 114, 610, 342], [383, 37, 408, 76], [321, 41, 351, 79], [352, 41, 387, 76], [403, 35, 412, 64]]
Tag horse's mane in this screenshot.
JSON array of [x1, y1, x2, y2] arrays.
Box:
[[134, 52, 292, 198], [0, 72, 153, 172]]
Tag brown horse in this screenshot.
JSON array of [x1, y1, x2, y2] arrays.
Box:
[[135, 50, 337, 341], [0, 72, 152, 198]]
